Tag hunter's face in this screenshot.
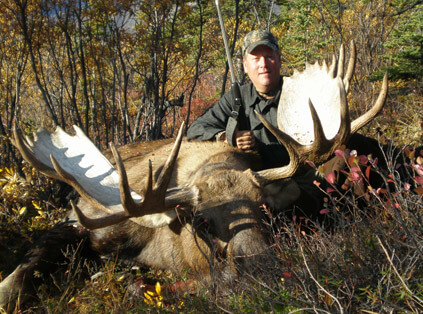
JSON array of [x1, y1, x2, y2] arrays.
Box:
[[243, 45, 281, 93]]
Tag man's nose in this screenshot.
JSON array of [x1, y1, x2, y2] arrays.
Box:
[[258, 56, 266, 67]]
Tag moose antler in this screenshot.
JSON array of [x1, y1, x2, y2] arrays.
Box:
[[13, 123, 193, 229], [256, 41, 388, 182]]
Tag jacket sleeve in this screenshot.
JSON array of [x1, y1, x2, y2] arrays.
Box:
[[187, 91, 234, 141]]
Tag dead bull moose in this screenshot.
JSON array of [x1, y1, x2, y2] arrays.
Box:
[[0, 42, 387, 309]]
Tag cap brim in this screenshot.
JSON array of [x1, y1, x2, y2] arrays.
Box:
[[246, 41, 278, 54]]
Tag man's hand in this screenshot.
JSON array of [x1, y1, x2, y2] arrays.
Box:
[[235, 130, 256, 151]]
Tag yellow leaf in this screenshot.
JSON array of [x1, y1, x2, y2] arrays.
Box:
[[155, 282, 161, 295], [143, 293, 153, 305], [32, 201, 42, 210], [19, 206, 27, 216]]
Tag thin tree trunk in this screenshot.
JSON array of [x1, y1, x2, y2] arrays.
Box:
[[185, 0, 204, 131]]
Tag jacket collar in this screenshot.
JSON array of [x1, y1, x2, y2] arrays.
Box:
[[244, 76, 283, 111], [245, 77, 283, 130]]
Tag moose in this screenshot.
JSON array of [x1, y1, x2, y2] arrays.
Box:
[[0, 42, 388, 310]]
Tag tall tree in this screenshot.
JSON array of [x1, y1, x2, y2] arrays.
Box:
[[382, 2, 423, 81], [0, 2, 29, 165]]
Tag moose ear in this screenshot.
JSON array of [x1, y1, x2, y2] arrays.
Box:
[[263, 179, 301, 212]]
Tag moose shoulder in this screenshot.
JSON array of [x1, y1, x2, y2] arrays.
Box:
[[0, 42, 388, 310]]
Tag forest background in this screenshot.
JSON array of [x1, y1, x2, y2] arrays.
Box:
[[1, 0, 422, 164], [0, 0, 423, 312]]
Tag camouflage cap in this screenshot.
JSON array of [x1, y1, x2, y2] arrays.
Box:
[[242, 30, 279, 56]]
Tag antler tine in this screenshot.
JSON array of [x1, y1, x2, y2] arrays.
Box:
[[351, 72, 388, 133], [253, 111, 303, 182], [329, 54, 337, 78], [110, 121, 185, 217], [12, 125, 62, 180], [49, 154, 116, 214], [71, 200, 128, 230], [109, 143, 147, 216], [343, 40, 356, 93], [307, 98, 330, 153], [155, 121, 185, 192], [313, 79, 351, 164], [334, 79, 351, 146], [111, 142, 155, 216]]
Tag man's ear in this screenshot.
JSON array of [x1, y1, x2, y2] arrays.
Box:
[[243, 58, 248, 74]]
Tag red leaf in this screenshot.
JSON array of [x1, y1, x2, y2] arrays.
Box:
[[348, 155, 356, 166], [334, 149, 345, 158], [377, 188, 387, 194], [351, 171, 361, 182], [415, 176, 423, 185], [282, 272, 292, 278], [359, 155, 368, 165], [326, 172, 336, 184], [365, 165, 371, 179], [326, 187, 336, 193], [320, 209, 330, 214], [414, 164, 423, 176], [351, 167, 361, 173]]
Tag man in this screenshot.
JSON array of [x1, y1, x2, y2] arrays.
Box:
[[187, 30, 289, 168], [187, 30, 390, 169]]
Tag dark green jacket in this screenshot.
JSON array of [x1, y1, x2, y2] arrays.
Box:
[[187, 79, 289, 168]]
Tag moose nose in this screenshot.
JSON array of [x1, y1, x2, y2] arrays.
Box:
[[228, 226, 278, 276]]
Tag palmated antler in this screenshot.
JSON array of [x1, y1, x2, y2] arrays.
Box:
[[13, 123, 194, 229], [255, 41, 388, 182]]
